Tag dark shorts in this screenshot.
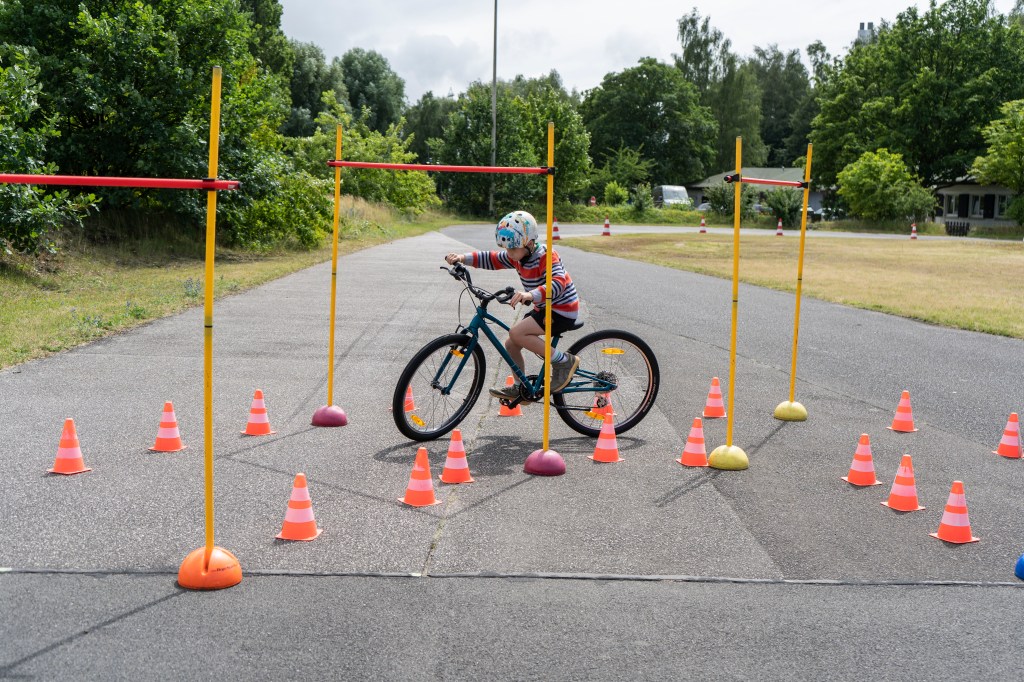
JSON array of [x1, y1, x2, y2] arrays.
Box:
[[527, 309, 578, 338]]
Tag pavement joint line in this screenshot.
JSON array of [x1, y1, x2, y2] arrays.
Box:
[[5, 567, 1024, 588]]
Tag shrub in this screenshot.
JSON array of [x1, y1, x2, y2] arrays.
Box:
[[228, 171, 332, 251], [630, 182, 653, 214], [762, 188, 804, 227], [604, 181, 628, 206], [837, 149, 934, 221]]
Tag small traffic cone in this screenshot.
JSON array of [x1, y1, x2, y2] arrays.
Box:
[[887, 390, 918, 433], [149, 401, 186, 452], [882, 454, 925, 512], [48, 418, 91, 475], [242, 389, 275, 436], [440, 429, 474, 484], [994, 413, 1022, 458], [602, 216, 611, 237], [400, 447, 441, 506], [403, 386, 415, 413], [841, 434, 882, 486], [703, 377, 726, 419], [699, 216, 707, 234], [552, 217, 560, 240], [591, 412, 621, 462], [586, 392, 613, 420], [498, 376, 522, 417], [677, 417, 708, 467], [276, 473, 321, 541], [929, 481, 979, 543], [776, 218, 784, 236], [911, 222, 918, 239]]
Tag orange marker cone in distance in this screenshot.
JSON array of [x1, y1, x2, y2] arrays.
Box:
[[776, 218, 783, 236], [602, 216, 611, 236], [401, 447, 441, 506], [678, 417, 708, 467], [552, 218, 560, 240], [994, 412, 1022, 458], [242, 389, 276, 436], [276, 473, 321, 541], [498, 376, 522, 417], [591, 412, 622, 463], [699, 216, 707, 233], [929, 481, 979, 543], [911, 222, 918, 239], [440, 429, 474, 483], [48, 418, 91, 475], [842, 434, 882, 486], [703, 377, 726, 419], [149, 401, 186, 452], [887, 390, 918, 433], [403, 386, 416, 413], [882, 454, 925, 511]]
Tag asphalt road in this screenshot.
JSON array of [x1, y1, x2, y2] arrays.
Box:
[[2, 224, 1023, 680]]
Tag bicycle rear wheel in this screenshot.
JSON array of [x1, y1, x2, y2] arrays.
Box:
[[393, 334, 486, 441], [553, 329, 659, 438]]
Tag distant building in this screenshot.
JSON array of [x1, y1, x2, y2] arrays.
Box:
[[934, 178, 1015, 228], [856, 22, 876, 44]]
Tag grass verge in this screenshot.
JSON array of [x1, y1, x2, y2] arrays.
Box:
[[561, 233, 1024, 338]]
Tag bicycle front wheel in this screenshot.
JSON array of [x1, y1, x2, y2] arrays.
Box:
[[553, 329, 659, 438], [393, 334, 486, 441]]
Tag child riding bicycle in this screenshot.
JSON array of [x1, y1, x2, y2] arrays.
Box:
[[444, 210, 581, 399]]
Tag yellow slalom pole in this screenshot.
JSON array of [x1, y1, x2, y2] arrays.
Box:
[[541, 121, 555, 452], [177, 66, 242, 590], [708, 136, 749, 471], [774, 143, 814, 422]]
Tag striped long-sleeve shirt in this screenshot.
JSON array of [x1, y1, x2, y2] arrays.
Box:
[[464, 244, 580, 319]]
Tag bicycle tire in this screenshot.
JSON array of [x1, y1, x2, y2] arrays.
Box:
[[393, 334, 486, 441], [553, 329, 659, 438]]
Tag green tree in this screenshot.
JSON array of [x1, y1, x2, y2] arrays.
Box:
[[761, 187, 804, 227], [403, 91, 458, 162], [674, 8, 732, 95], [749, 45, 811, 167], [238, 0, 292, 77], [588, 144, 655, 200], [581, 58, 716, 184], [837, 149, 935, 221], [521, 86, 592, 202], [282, 40, 348, 137], [972, 99, 1024, 224], [340, 48, 406, 134]]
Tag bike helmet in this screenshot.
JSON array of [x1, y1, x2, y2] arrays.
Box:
[[495, 211, 539, 249]]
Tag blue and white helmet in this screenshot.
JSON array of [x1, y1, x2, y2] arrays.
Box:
[[495, 211, 539, 249]]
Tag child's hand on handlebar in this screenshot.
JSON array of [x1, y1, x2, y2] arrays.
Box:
[[445, 253, 465, 265], [509, 290, 533, 308]]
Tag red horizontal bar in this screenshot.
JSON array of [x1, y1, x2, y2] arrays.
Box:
[[739, 177, 805, 188], [328, 160, 548, 175], [0, 174, 240, 190]]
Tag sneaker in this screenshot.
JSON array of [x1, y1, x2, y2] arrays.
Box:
[[549, 353, 580, 393], [489, 383, 522, 400]]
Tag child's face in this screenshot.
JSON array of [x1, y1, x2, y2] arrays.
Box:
[[505, 240, 533, 262]]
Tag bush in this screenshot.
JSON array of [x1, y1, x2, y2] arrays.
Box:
[[762, 188, 804, 227], [1008, 196, 1024, 226], [603, 181, 628, 206], [837, 149, 935, 221], [630, 182, 653, 214], [702, 182, 755, 217], [228, 172, 332, 251]]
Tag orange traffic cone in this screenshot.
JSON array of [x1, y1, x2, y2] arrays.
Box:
[[276, 473, 321, 541], [887, 390, 918, 433], [602, 216, 611, 236], [440, 429, 474, 484], [994, 412, 1022, 458], [242, 389, 275, 436], [498, 376, 522, 417], [403, 386, 416, 413], [699, 216, 707, 234], [149, 401, 186, 452], [882, 454, 925, 511], [841, 434, 882, 486], [400, 447, 441, 506], [776, 218, 783, 236], [703, 377, 726, 419], [677, 417, 708, 467], [591, 412, 622, 463], [552, 217, 560, 240], [48, 418, 91, 475], [911, 222, 918, 239], [930, 481, 979, 543]]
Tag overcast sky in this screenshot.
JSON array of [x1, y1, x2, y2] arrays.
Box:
[[279, 1, 1017, 103]]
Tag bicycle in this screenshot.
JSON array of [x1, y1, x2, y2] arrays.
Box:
[[392, 262, 659, 441]]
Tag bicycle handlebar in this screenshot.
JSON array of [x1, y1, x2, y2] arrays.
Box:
[[441, 263, 529, 307]]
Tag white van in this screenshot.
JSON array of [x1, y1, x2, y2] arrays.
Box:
[[652, 185, 690, 207]]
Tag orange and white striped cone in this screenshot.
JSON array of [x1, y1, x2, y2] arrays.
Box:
[[586, 392, 614, 420], [590, 412, 621, 463], [703, 377, 726, 419], [400, 447, 441, 506], [602, 217, 611, 236], [403, 386, 416, 413], [929, 480, 979, 543], [498, 376, 522, 417], [276, 473, 321, 541], [242, 389, 275, 436], [776, 218, 783, 236], [552, 218, 560, 240], [440, 429, 474, 484], [994, 412, 1022, 459], [911, 222, 918, 239], [841, 434, 882, 486], [48, 418, 91, 475], [699, 216, 707, 234], [881, 454, 925, 512], [149, 401, 186, 452], [677, 417, 708, 467], [887, 390, 918, 433]]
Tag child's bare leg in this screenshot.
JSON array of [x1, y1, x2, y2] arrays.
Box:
[[505, 317, 546, 378]]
